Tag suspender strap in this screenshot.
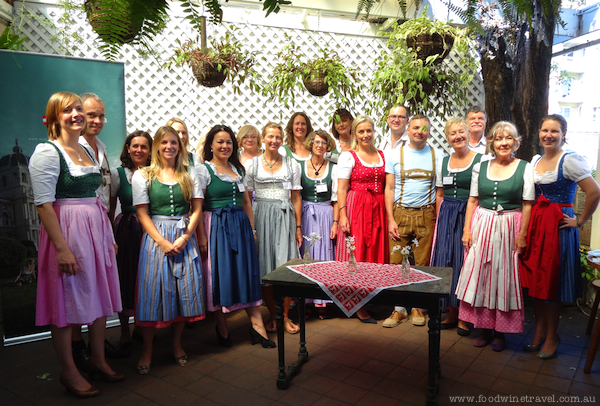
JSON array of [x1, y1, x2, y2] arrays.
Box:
[[429, 147, 436, 205], [399, 146, 405, 201]]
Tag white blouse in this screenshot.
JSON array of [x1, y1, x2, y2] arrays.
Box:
[[302, 161, 339, 202], [109, 167, 134, 197], [131, 166, 204, 206], [244, 155, 302, 201], [336, 150, 384, 180], [29, 141, 100, 206], [469, 160, 535, 201], [196, 162, 248, 189], [435, 153, 492, 188], [531, 152, 591, 184]]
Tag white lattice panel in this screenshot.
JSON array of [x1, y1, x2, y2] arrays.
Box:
[[12, 1, 483, 155]]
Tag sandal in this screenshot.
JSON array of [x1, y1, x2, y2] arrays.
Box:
[[265, 318, 277, 333], [137, 365, 151, 375], [174, 355, 188, 366], [317, 309, 327, 320], [284, 318, 300, 335]]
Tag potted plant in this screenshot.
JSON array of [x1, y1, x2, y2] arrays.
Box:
[[582, 245, 600, 308], [368, 9, 477, 127], [262, 34, 363, 108], [165, 31, 260, 93]]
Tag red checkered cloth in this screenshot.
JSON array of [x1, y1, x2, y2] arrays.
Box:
[[287, 261, 441, 317]]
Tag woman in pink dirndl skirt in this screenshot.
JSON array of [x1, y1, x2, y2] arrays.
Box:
[[29, 92, 123, 398]]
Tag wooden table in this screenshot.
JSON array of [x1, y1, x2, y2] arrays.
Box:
[[262, 259, 451, 406]]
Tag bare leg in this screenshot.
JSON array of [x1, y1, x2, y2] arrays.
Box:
[[531, 299, 548, 345], [52, 325, 92, 391], [540, 302, 562, 354], [171, 321, 186, 359], [138, 326, 155, 367], [118, 313, 132, 344], [283, 297, 299, 333], [213, 310, 229, 339], [88, 317, 117, 375], [442, 306, 458, 325], [262, 284, 276, 330], [72, 326, 84, 342], [245, 306, 268, 338], [356, 307, 371, 320]]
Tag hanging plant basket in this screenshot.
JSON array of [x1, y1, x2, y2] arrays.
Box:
[[302, 69, 330, 96], [191, 60, 227, 88], [84, 0, 142, 44], [403, 79, 434, 103], [406, 33, 455, 64]]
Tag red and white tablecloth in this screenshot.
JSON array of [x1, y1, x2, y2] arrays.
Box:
[[287, 261, 441, 317]]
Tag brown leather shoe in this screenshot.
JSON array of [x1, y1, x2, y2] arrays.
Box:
[[382, 309, 408, 328], [411, 308, 426, 326], [59, 373, 99, 398]]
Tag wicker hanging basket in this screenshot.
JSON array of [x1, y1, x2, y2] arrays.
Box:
[[403, 79, 434, 103], [85, 0, 142, 44], [406, 33, 454, 64], [302, 69, 329, 97], [191, 60, 227, 88]]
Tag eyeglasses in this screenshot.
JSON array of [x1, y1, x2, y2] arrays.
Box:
[[388, 115, 407, 121], [312, 140, 329, 146]]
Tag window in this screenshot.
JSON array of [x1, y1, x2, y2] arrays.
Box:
[[593, 107, 598, 122], [560, 107, 571, 118]]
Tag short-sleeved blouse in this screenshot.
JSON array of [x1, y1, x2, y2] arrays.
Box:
[[244, 155, 302, 200], [435, 153, 491, 188], [301, 161, 339, 202], [131, 166, 203, 206], [109, 167, 133, 197], [336, 150, 384, 179], [469, 160, 535, 201], [29, 141, 100, 206], [531, 152, 591, 184], [196, 162, 248, 189]]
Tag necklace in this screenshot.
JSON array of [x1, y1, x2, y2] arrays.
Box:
[[76, 146, 83, 163], [263, 154, 280, 169], [310, 157, 325, 176]]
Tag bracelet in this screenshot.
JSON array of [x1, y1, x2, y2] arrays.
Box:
[[576, 217, 582, 228], [333, 219, 339, 223], [339, 205, 347, 211], [252, 229, 257, 235], [296, 225, 302, 229]]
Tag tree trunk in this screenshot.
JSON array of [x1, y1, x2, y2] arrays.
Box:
[[480, 31, 514, 127], [481, 0, 557, 161]]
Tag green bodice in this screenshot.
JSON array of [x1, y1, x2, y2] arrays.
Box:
[[46, 141, 101, 199], [203, 164, 245, 209], [300, 160, 333, 202], [148, 180, 190, 216], [478, 159, 527, 211], [116, 167, 136, 212], [441, 154, 482, 200]]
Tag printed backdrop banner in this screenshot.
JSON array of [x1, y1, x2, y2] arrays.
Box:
[[0, 50, 125, 344]]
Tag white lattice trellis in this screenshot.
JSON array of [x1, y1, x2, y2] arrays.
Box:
[[12, 1, 484, 155]]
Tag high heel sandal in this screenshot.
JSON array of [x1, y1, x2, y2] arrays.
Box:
[[174, 355, 188, 366], [524, 337, 546, 352], [59, 373, 99, 398], [216, 326, 233, 348], [249, 327, 276, 348], [86, 360, 125, 383]]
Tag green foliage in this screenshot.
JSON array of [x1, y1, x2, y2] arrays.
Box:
[[0, 26, 27, 50], [0, 237, 27, 269], [262, 34, 363, 112], [164, 30, 260, 94], [581, 245, 600, 282], [356, 0, 422, 20], [368, 10, 476, 129]]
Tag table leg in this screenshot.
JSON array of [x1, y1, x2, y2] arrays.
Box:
[[287, 297, 309, 379], [426, 300, 441, 406], [275, 293, 287, 389]]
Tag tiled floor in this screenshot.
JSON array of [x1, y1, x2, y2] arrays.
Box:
[[1, 303, 600, 406]]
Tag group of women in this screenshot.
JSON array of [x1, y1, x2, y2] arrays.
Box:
[[30, 91, 599, 399], [432, 115, 600, 359]]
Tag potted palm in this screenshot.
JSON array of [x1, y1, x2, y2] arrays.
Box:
[[263, 35, 362, 108], [165, 32, 260, 93], [369, 9, 476, 126]]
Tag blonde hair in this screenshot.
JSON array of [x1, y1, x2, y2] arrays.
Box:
[[140, 126, 193, 201], [46, 91, 87, 140], [237, 125, 261, 152], [486, 121, 521, 157], [303, 130, 335, 152], [350, 116, 377, 152], [444, 117, 469, 142], [166, 117, 190, 151], [261, 122, 284, 139]]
